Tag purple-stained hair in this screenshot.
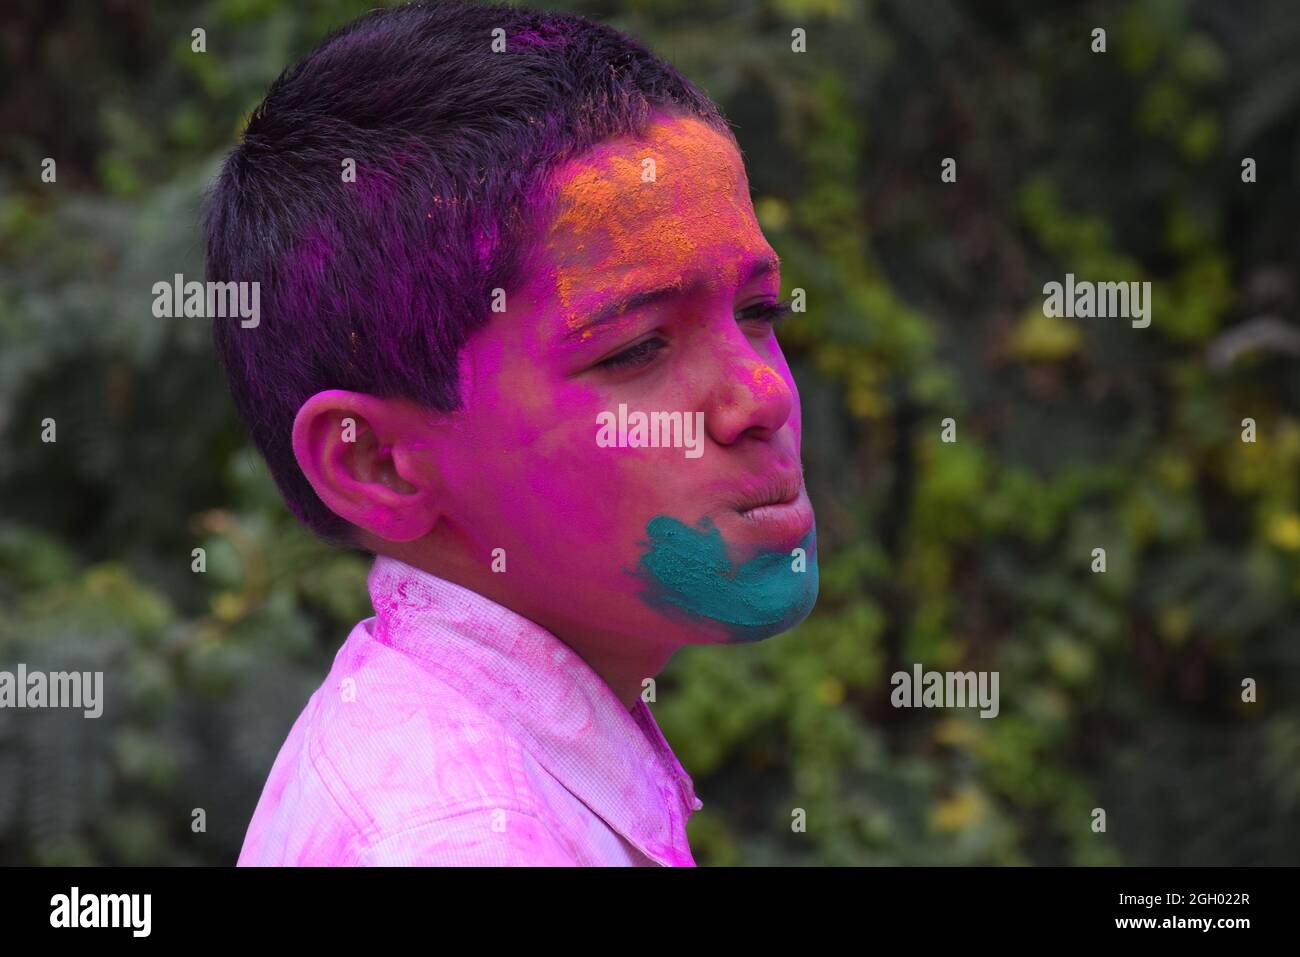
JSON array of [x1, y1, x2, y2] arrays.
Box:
[[204, 0, 733, 542]]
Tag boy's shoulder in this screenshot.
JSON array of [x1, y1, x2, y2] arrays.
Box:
[[237, 619, 585, 865]]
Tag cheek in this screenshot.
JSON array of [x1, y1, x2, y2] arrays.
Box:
[[486, 380, 651, 549]]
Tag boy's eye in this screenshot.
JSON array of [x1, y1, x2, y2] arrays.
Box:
[[738, 298, 794, 327], [595, 336, 668, 371], [593, 299, 793, 372]]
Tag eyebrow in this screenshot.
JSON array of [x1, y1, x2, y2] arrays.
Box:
[[563, 253, 781, 343]]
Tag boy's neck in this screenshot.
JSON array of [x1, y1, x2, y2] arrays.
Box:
[[371, 543, 676, 713]]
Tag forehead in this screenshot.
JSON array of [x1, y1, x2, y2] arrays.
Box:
[[525, 113, 772, 326]]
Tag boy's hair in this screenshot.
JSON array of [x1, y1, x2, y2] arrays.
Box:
[[205, 0, 733, 543]]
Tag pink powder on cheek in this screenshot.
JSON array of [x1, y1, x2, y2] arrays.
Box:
[[460, 326, 630, 544]]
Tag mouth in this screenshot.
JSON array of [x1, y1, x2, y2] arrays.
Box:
[[733, 473, 804, 514], [731, 471, 814, 544]]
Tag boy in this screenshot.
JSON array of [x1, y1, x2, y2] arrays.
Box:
[[207, 0, 819, 866]]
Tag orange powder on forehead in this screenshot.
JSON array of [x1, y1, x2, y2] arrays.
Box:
[[543, 119, 760, 328]]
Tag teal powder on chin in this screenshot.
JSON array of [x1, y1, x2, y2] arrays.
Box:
[[633, 516, 819, 643]]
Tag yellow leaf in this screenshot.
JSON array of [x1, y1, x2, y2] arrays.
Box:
[[930, 786, 987, 833], [815, 676, 845, 707], [934, 718, 985, 750], [1267, 513, 1300, 551], [1010, 306, 1082, 361], [755, 196, 791, 232]]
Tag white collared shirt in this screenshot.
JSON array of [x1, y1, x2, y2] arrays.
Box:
[[238, 555, 702, 865]]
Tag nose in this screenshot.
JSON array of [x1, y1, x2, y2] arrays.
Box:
[[704, 334, 796, 447]]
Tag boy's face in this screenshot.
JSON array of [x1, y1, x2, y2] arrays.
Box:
[[420, 111, 817, 647]]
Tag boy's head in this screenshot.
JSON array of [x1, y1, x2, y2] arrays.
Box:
[[206, 0, 817, 650]]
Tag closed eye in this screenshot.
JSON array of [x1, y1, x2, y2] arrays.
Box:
[[595, 336, 668, 371], [593, 298, 793, 372]]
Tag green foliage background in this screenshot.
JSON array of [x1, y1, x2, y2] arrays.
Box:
[[2, 0, 1299, 865]]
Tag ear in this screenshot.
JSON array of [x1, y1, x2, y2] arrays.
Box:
[[291, 390, 442, 543]]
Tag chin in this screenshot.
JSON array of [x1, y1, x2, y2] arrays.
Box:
[[720, 558, 820, 644], [633, 519, 820, 644]]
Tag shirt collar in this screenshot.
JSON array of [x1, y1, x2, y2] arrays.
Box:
[[366, 555, 702, 866]]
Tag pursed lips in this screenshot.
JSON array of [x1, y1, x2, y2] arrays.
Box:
[[732, 471, 804, 514]]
